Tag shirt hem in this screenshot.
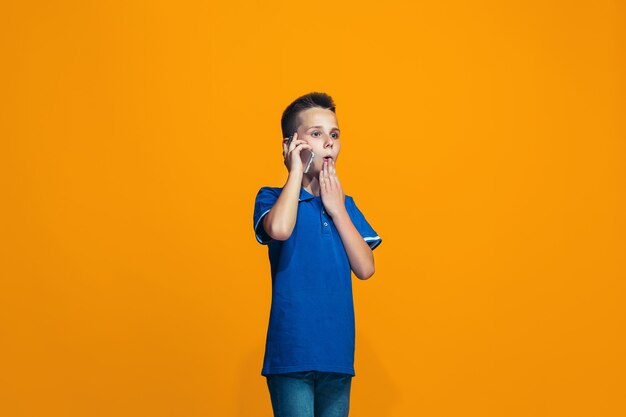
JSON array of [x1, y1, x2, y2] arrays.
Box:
[[261, 364, 355, 377]]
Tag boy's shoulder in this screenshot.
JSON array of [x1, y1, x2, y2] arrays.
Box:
[[255, 186, 282, 198], [257, 185, 282, 192], [256, 185, 355, 202]]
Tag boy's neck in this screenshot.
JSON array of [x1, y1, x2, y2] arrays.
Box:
[[301, 173, 321, 197]]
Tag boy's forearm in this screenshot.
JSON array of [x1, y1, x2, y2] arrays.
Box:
[[263, 172, 303, 240], [332, 209, 375, 280]]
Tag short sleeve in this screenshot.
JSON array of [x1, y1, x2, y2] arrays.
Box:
[[347, 196, 382, 250], [253, 187, 280, 244]]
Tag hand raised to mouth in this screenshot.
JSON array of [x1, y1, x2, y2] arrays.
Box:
[[319, 158, 345, 218]]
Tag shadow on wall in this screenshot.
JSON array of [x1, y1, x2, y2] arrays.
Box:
[[237, 331, 399, 417], [351, 329, 399, 416], [238, 343, 273, 417]]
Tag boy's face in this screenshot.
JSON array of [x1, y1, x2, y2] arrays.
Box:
[[292, 107, 341, 175]]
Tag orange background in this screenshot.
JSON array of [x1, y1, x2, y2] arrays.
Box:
[[2, 1, 625, 416]]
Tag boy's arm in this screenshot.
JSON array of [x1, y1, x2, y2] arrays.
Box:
[[332, 210, 376, 280], [262, 171, 303, 241], [320, 159, 377, 280]]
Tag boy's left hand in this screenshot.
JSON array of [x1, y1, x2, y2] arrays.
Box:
[[320, 159, 346, 218]]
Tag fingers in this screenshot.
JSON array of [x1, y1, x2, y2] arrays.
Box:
[[327, 160, 337, 188], [287, 132, 300, 152], [283, 133, 311, 161], [320, 159, 344, 206], [331, 161, 340, 186], [323, 159, 331, 193], [287, 136, 309, 154], [294, 142, 312, 152], [289, 140, 308, 151], [283, 132, 298, 158], [322, 159, 341, 191], [291, 142, 312, 161], [283, 132, 313, 173], [322, 159, 332, 191]]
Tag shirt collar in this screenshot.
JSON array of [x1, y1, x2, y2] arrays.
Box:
[[298, 187, 317, 201]]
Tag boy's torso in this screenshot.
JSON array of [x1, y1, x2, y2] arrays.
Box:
[[261, 186, 357, 376]]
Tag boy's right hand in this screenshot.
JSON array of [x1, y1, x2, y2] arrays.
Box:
[[283, 132, 312, 175]]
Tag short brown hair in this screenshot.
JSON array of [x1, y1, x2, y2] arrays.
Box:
[[281, 92, 336, 139]]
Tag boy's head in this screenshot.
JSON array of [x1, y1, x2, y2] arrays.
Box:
[[281, 92, 341, 174]]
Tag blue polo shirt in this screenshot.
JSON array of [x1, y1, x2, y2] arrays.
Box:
[[253, 185, 382, 377]]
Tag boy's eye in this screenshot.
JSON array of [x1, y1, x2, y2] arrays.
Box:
[[312, 131, 340, 139]]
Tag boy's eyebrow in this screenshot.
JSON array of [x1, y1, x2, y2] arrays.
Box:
[[306, 125, 341, 132]]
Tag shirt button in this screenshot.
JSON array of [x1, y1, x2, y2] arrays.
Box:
[[323, 222, 328, 226]]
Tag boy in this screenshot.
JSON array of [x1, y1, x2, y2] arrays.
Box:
[[253, 92, 382, 417]]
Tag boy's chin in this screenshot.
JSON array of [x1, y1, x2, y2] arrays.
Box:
[[309, 166, 324, 175], [316, 161, 334, 172], [306, 161, 334, 176]]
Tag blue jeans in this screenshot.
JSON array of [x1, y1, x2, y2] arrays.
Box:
[[265, 371, 353, 417]]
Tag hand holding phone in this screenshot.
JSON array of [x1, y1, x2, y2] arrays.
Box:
[[285, 132, 315, 174]]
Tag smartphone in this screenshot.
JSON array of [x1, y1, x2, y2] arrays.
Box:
[[286, 133, 315, 173]]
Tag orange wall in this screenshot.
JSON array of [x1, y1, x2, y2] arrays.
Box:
[[1, 1, 624, 416]]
